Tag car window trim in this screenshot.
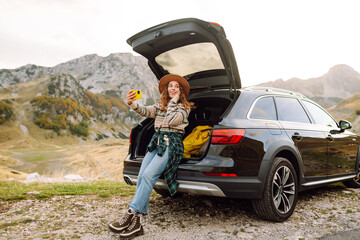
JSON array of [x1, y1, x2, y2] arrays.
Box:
[[247, 95, 278, 121]]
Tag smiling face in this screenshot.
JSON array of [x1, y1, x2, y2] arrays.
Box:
[[167, 80, 181, 98]]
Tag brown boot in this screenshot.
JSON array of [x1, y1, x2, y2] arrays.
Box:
[[108, 209, 135, 233], [119, 215, 144, 239]]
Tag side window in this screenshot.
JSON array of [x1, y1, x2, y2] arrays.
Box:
[[276, 97, 310, 123], [301, 100, 338, 128], [249, 97, 277, 120]]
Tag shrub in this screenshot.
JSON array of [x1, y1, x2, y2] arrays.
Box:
[[356, 110, 360, 115], [70, 121, 89, 137], [0, 100, 14, 124], [31, 96, 91, 119], [83, 90, 127, 115], [48, 83, 56, 95], [95, 133, 109, 141], [31, 96, 92, 135]]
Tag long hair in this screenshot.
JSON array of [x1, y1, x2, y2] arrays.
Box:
[[159, 83, 195, 112]]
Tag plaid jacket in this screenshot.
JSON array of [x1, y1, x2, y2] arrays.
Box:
[[129, 98, 190, 134], [147, 131, 184, 196]]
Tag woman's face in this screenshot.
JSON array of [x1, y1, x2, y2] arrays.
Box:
[[167, 81, 181, 98]]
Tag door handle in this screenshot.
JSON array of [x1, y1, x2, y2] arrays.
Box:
[[292, 132, 303, 141], [326, 134, 334, 142]]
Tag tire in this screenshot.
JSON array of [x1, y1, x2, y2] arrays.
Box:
[[343, 175, 360, 188], [252, 157, 298, 222]]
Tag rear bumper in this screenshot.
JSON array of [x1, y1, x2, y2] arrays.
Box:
[[123, 155, 264, 199], [124, 174, 226, 197]]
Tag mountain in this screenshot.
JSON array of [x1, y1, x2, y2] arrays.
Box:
[[0, 53, 161, 145], [256, 64, 360, 108], [0, 53, 160, 106]]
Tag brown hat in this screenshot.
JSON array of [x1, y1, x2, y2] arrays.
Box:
[[158, 74, 190, 96]]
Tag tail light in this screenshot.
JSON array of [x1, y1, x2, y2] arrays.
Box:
[[210, 22, 221, 27], [129, 132, 132, 144], [211, 129, 245, 144]]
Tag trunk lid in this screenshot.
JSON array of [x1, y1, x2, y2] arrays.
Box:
[[126, 18, 241, 92]]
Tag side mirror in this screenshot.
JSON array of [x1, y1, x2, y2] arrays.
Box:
[[339, 120, 352, 131]]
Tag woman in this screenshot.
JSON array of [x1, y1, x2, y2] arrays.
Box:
[[109, 74, 193, 239]]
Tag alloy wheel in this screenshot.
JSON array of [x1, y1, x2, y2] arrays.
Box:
[[272, 166, 296, 214]]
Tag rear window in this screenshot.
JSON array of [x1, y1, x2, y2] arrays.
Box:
[[155, 42, 224, 76]]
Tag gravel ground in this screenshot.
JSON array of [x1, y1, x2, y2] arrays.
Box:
[[1, 184, 360, 240]]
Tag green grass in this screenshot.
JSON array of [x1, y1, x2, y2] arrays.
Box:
[[0, 180, 136, 201]]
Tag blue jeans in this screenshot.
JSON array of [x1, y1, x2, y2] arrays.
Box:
[[129, 148, 169, 214]]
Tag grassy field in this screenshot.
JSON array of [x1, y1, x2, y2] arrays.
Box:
[[0, 180, 137, 201]]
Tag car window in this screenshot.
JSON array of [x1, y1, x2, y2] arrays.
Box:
[[276, 97, 310, 123], [301, 100, 338, 128], [249, 97, 277, 120], [155, 42, 225, 76]]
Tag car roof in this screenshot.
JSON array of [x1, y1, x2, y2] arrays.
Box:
[[241, 86, 307, 99]]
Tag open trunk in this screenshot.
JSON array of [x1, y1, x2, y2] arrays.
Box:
[[126, 18, 242, 161], [130, 92, 234, 160]]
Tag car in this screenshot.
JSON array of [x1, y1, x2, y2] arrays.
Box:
[[123, 18, 360, 222]]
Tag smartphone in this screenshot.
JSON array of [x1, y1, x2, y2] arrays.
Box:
[[133, 90, 142, 100]]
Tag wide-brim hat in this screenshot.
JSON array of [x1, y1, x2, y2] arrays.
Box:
[[158, 74, 190, 96]]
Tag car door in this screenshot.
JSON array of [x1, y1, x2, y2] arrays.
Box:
[[301, 100, 357, 175], [276, 96, 328, 178]]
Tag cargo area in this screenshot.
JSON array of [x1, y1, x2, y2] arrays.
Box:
[[130, 93, 234, 159]]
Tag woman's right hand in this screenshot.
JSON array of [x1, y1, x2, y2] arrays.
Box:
[[127, 90, 137, 105]]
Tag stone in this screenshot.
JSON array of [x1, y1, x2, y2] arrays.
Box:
[[63, 174, 84, 181], [26, 173, 40, 181]]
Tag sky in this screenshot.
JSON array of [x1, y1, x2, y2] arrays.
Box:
[[1, 0, 360, 87]]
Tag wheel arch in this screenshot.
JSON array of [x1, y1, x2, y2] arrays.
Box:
[[257, 140, 304, 195], [275, 150, 301, 186]]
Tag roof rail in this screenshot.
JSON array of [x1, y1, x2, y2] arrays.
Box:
[[242, 86, 306, 98]]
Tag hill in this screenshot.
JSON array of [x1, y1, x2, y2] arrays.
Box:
[[0, 75, 131, 180], [0, 53, 161, 141], [0, 53, 160, 118], [327, 91, 360, 133], [257, 64, 360, 108]]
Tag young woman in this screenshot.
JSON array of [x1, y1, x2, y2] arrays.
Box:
[[109, 74, 193, 239]]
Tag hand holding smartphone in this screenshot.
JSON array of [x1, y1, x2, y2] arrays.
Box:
[[127, 89, 141, 105], [132, 90, 142, 100]]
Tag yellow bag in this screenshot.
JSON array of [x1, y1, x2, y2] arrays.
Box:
[[183, 125, 213, 158]]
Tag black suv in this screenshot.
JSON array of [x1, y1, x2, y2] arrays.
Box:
[[123, 18, 360, 222]]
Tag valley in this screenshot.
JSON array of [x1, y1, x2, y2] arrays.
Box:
[[0, 138, 129, 181]]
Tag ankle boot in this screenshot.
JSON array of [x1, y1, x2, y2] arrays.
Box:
[[108, 209, 135, 233], [119, 215, 144, 239]]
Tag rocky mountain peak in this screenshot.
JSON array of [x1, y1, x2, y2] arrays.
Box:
[[258, 64, 360, 107], [0, 52, 159, 101]]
